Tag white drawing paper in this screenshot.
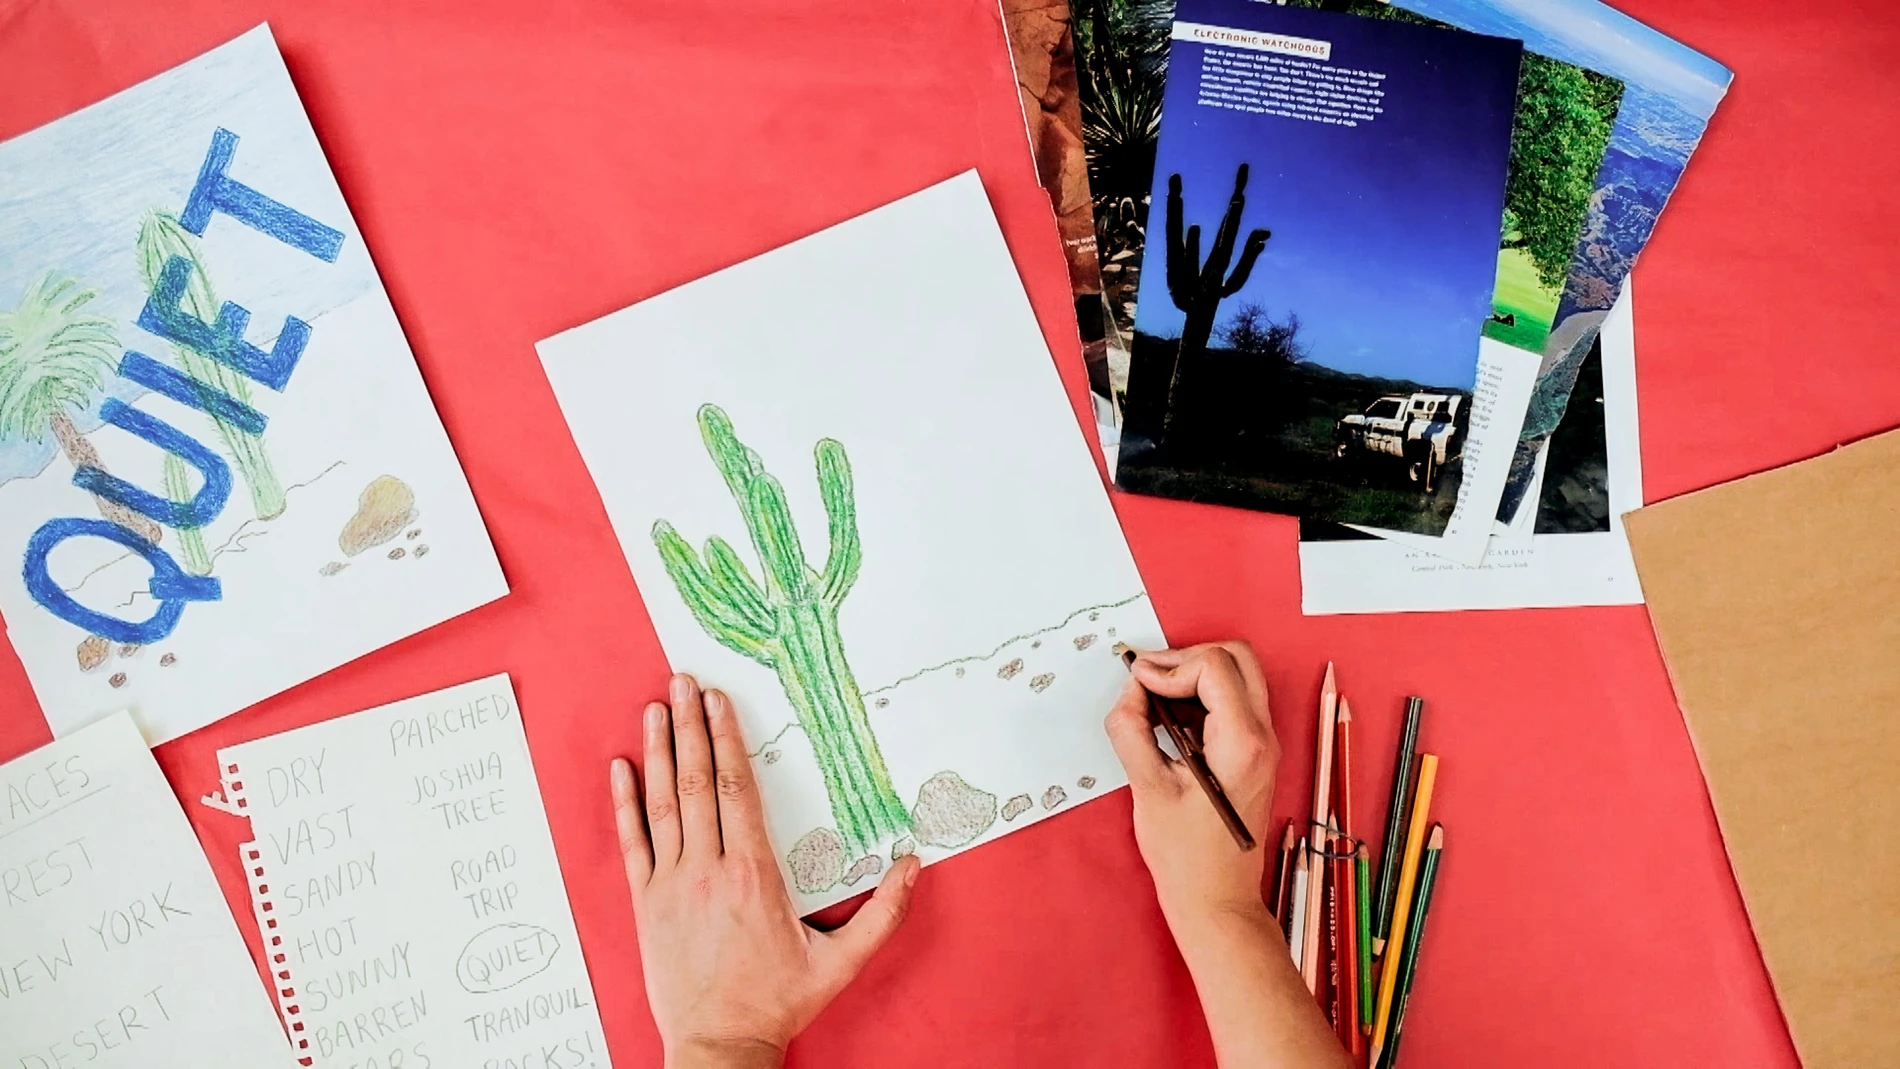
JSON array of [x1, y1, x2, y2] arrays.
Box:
[[1300, 290, 1640, 613], [0, 712, 296, 1068], [0, 25, 507, 745], [207, 674, 608, 1069], [538, 171, 1168, 914]]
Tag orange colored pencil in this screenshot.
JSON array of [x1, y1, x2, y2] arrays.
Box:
[[1370, 753, 1440, 1061]]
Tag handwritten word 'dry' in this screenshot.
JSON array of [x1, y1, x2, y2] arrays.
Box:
[[21, 128, 344, 646]]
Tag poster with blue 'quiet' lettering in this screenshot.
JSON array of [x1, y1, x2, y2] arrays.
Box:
[[0, 26, 507, 744]]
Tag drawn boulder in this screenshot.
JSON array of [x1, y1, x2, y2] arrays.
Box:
[[842, 854, 882, 887], [910, 771, 998, 848], [787, 827, 849, 893], [339, 475, 418, 557]]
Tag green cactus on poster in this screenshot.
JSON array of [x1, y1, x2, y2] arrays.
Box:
[[652, 404, 910, 853]]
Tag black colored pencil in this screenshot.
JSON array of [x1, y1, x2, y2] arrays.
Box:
[[1372, 696, 1424, 954]]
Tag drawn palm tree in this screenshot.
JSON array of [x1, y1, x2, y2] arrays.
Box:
[[0, 272, 163, 545]]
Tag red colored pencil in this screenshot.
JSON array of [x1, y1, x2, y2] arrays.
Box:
[[1326, 828, 1342, 1026], [1335, 700, 1355, 843]]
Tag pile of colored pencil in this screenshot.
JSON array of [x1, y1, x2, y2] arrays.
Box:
[[1268, 668, 1446, 1069]]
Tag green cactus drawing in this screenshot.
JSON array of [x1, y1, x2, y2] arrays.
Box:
[[136, 210, 287, 521], [652, 405, 909, 854]]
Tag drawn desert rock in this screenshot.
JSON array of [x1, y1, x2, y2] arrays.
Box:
[[910, 771, 998, 847], [1029, 672, 1055, 693], [891, 837, 916, 860], [786, 827, 847, 893], [319, 561, 348, 577], [996, 658, 1023, 681], [339, 475, 418, 556], [108, 672, 127, 689], [76, 636, 109, 673], [1073, 633, 1097, 650], [1001, 794, 1033, 822], [1042, 786, 1068, 810], [160, 652, 177, 667], [1077, 775, 1096, 790], [388, 547, 406, 560], [842, 854, 882, 887]]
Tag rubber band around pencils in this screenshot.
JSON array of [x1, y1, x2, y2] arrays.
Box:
[[1308, 821, 1360, 860]]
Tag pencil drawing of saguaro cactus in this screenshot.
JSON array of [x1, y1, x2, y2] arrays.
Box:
[[136, 210, 286, 523], [652, 405, 910, 854], [1159, 164, 1269, 444]]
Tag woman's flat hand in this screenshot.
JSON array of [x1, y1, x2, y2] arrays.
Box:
[[611, 674, 921, 1068]]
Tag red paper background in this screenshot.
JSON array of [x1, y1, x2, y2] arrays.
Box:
[[1, 1, 1894, 1065]]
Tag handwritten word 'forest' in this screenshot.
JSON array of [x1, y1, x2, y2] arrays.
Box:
[[22, 128, 344, 645]]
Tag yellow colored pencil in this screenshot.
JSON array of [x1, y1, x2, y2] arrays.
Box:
[[1369, 752, 1439, 1061]]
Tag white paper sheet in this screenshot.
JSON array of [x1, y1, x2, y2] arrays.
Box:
[[538, 171, 1167, 914], [1300, 290, 1640, 614], [0, 712, 296, 1067], [1341, 337, 1541, 565], [207, 674, 608, 1069], [0, 25, 507, 745]]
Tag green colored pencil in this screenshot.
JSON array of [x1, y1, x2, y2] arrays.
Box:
[[1356, 842, 1373, 1033], [1379, 824, 1444, 1069], [1373, 696, 1425, 952]]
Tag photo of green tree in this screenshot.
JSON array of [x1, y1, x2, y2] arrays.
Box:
[[1285, 0, 1624, 353]]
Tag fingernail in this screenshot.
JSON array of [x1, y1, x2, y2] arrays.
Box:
[[645, 702, 665, 731], [903, 858, 920, 888], [609, 758, 629, 786], [705, 690, 728, 718], [670, 675, 692, 703]]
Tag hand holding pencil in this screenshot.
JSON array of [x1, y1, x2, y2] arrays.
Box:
[[1105, 643, 1351, 1069], [1105, 643, 1281, 923]]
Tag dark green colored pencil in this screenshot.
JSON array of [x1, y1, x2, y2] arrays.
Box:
[[1379, 824, 1444, 1069], [1373, 696, 1424, 951]]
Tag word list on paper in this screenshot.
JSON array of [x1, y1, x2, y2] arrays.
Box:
[[0, 713, 297, 1067], [213, 674, 609, 1069]]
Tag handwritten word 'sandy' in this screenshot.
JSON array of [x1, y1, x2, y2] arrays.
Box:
[[22, 129, 344, 645]]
